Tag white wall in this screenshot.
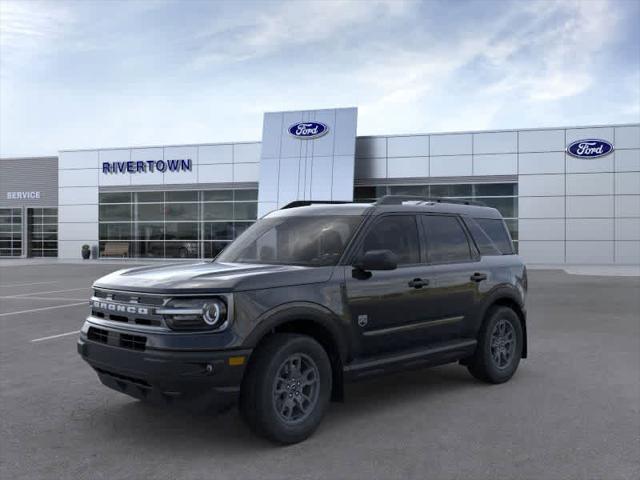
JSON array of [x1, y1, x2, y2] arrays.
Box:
[[57, 141, 260, 258]]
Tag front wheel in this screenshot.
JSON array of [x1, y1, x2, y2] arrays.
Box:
[[239, 334, 332, 444], [467, 306, 523, 384]]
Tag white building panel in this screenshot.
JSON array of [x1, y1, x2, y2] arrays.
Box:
[[234, 162, 259, 182], [518, 241, 565, 263], [566, 196, 614, 218], [198, 144, 233, 164], [615, 149, 640, 172], [566, 153, 614, 174], [258, 156, 279, 203], [473, 154, 517, 176], [60, 168, 99, 187], [387, 156, 428, 178], [615, 195, 640, 217], [430, 155, 472, 176], [518, 174, 565, 196], [518, 129, 564, 153], [58, 222, 99, 241], [355, 157, 386, 179], [387, 135, 429, 157], [198, 163, 233, 183], [310, 110, 336, 157], [130, 147, 164, 185], [233, 142, 261, 163], [356, 137, 386, 158], [332, 156, 356, 201], [59, 204, 98, 223], [615, 172, 640, 195], [566, 173, 614, 196], [334, 108, 358, 157], [518, 219, 565, 240], [473, 131, 517, 154], [430, 133, 472, 156], [310, 156, 333, 199], [58, 187, 98, 205], [258, 201, 278, 218], [615, 241, 640, 264], [615, 218, 640, 240], [519, 197, 565, 218], [163, 146, 198, 184], [59, 150, 99, 170], [518, 152, 565, 175], [566, 241, 614, 264], [276, 156, 301, 206], [279, 111, 306, 158], [566, 127, 614, 144], [566, 219, 613, 241], [614, 125, 640, 149], [260, 112, 283, 159]]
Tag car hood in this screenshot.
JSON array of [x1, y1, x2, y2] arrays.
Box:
[[93, 261, 335, 294]]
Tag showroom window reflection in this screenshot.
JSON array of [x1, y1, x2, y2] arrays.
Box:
[[99, 189, 257, 259], [354, 183, 518, 251]]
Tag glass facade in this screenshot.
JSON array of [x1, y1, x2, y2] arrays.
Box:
[[28, 208, 58, 257], [0, 208, 23, 257], [354, 182, 518, 250], [98, 189, 258, 259]]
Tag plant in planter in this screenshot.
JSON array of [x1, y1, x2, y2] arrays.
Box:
[[81, 244, 91, 260]]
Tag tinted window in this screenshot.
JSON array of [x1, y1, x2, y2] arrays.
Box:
[[464, 218, 502, 256], [475, 218, 514, 254], [422, 215, 472, 264], [361, 216, 420, 265]]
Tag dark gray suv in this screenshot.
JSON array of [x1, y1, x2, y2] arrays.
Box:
[[78, 196, 528, 444]]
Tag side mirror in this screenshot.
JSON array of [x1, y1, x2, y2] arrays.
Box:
[[355, 249, 398, 271]]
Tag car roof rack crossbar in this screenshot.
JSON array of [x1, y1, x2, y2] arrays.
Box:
[[375, 195, 486, 207], [280, 200, 351, 209]]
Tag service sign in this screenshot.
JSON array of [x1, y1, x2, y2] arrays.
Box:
[[288, 122, 329, 139], [566, 139, 613, 159]]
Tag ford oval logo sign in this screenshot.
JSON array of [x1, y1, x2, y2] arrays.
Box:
[[567, 139, 614, 159], [288, 122, 329, 139]]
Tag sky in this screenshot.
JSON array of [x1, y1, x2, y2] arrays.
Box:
[[0, 0, 639, 157]]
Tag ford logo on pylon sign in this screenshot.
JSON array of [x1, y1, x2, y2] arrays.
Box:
[[567, 139, 614, 159], [288, 122, 329, 139]]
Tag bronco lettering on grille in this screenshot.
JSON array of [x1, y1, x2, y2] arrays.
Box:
[[92, 300, 149, 315]]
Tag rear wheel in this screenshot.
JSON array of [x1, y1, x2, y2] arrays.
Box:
[[467, 306, 522, 384], [239, 333, 332, 444]]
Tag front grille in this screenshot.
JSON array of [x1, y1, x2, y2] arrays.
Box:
[[91, 288, 166, 329], [87, 326, 147, 352]]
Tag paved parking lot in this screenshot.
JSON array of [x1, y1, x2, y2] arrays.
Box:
[[1, 262, 638, 480]]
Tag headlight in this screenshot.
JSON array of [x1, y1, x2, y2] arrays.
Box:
[[157, 297, 229, 331]]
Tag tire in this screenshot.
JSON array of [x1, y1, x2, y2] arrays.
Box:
[[467, 306, 523, 384], [239, 333, 332, 444]]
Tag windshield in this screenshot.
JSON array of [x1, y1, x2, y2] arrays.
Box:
[[216, 215, 363, 266]]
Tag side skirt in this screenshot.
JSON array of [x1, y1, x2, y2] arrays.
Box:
[[343, 339, 477, 382]]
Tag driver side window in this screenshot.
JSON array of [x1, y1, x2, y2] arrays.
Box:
[[360, 215, 420, 265]]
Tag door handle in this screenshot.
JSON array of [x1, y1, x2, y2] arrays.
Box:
[[408, 278, 429, 289], [470, 272, 487, 282]]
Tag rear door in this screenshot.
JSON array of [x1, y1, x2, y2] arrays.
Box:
[[416, 214, 485, 341]]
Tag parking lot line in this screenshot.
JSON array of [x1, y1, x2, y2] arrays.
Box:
[[0, 302, 87, 317], [31, 330, 80, 343], [0, 281, 58, 288], [8, 287, 88, 298], [0, 296, 87, 301]]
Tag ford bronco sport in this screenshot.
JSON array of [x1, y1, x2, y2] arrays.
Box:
[[78, 195, 528, 444]]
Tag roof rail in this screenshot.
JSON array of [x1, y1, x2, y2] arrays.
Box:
[[375, 195, 486, 207], [280, 200, 351, 209]]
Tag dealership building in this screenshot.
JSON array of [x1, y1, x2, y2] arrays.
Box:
[[1, 107, 639, 264]]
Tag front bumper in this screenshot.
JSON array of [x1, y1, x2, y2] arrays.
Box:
[[77, 323, 251, 410]]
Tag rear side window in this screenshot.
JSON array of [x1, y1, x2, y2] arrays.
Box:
[[361, 215, 420, 265], [421, 215, 472, 264], [472, 218, 514, 255]]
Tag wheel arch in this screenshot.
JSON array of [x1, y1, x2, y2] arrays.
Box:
[[243, 303, 348, 401], [481, 290, 528, 359]]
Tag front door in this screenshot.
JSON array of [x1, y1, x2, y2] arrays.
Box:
[[345, 214, 429, 357]]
